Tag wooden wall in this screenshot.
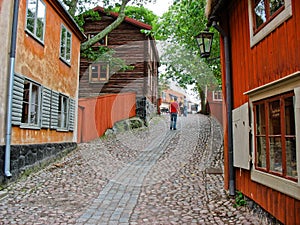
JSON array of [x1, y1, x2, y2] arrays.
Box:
[[77, 93, 136, 143], [220, 0, 300, 224], [79, 14, 148, 99]]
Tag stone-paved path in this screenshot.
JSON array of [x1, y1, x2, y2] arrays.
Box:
[[0, 114, 271, 224]]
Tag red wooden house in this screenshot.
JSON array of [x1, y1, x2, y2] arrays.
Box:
[[206, 0, 300, 224], [79, 6, 160, 122]]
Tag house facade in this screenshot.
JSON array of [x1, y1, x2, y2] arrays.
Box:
[[79, 7, 159, 122], [205, 0, 300, 224], [0, 0, 85, 182]]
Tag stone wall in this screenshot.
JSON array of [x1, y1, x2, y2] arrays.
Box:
[[0, 142, 77, 184], [136, 97, 157, 124]]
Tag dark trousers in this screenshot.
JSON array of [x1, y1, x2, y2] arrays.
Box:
[[170, 113, 177, 129]]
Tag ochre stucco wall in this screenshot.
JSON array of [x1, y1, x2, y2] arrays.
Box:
[[12, 0, 82, 145]]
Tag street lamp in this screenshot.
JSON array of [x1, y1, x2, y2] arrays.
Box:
[[195, 28, 214, 58]]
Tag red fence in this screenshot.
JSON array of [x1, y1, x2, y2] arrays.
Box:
[[77, 93, 136, 143]]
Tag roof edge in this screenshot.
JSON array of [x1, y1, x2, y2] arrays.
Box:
[[93, 6, 152, 30]]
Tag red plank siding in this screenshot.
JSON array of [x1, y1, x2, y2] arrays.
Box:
[[220, 0, 300, 224]]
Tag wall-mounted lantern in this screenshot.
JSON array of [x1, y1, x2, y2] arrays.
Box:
[[195, 28, 214, 58]]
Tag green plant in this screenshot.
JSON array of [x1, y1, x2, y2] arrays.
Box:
[[234, 191, 247, 208]]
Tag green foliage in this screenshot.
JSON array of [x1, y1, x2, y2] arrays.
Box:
[[74, 9, 101, 31], [112, 5, 158, 26], [234, 191, 247, 208], [152, 0, 222, 90]]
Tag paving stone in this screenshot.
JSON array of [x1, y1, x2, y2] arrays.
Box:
[[0, 115, 276, 224]]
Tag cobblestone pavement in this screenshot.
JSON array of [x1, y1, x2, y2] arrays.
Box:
[[0, 114, 270, 224]]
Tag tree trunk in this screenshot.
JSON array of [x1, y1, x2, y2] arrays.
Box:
[[80, 0, 130, 51]]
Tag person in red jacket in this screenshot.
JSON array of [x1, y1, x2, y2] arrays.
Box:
[[169, 98, 180, 130]]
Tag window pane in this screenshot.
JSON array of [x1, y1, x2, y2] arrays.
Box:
[[286, 137, 297, 178], [30, 84, 39, 124], [256, 137, 267, 168], [285, 96, 295, 135], [66, 32, 71, 62], [269, 137, 282, 173], [269, 0, 284, 16], [254, 0, 266, 28], [91, 65, 99, 80], [256, 104, 266, 135], [36, 0, 45, 40], [60, 27, 66, 59], [100, 65, 107, 80], [22, 82, 30, 123], [269, 100, 281, 135], [26, 0, 36, 33]]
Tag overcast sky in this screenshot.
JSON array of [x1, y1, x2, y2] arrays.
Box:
[[142, 0, 173, 16]]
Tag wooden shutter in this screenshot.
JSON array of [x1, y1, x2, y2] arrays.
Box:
[[50, 90, 59, 129], [69, 98, 75, 131], [11, 74, 25, 125], [232, 102, 251, 170], [41, 87, 51, 128]]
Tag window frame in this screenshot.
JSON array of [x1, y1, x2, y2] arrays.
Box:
[[21, 79, 42, 129], [248, 0, 292, 47], [88, 33, 108, 46], [253, 91, 297, 182], [60, 24, 72, 65], [89, 63, 110, 83], [25, 0, 46, 43], [213, 90, 222, 101], [57, 94, 69, 131], [252, 0, 285, 33], [245, 72, 300, 200]]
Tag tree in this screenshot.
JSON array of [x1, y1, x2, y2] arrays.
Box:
[[60, 0, 155, 51], [152, 0, 221, 112], [160, 42, 218, 113]]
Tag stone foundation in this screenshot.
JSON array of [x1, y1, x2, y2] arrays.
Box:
[[0, 142, 77, 184]]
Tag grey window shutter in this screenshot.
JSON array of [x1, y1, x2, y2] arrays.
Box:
[[12, 74, 25, 125], [50, 90, 59, 129], [69, 98, 75, 131], [41, 87, 51, 128]]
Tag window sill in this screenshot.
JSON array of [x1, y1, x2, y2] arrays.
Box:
[[20, 124, 41, 130], [60, 57, 71, 67], [251, 169, 300, 200], [56, 128, 69, 132], [25, 30, 45, 47]]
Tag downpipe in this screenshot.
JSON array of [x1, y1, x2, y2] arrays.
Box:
[[5, 0, 20, 178], [212, 21, 235, 196]]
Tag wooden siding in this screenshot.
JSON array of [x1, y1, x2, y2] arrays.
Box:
[[79, 13, 158, 103], [77, 93, 136, 143], [220, 0, 300, 224]]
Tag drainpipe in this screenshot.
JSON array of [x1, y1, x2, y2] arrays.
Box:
[[212, 20, 235, 196], [5, 0, 20, 178]]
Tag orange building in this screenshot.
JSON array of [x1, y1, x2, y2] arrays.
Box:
[[0, 0, 85, 182]]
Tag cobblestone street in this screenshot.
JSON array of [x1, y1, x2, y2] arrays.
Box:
[[0, 114, 269, 224]]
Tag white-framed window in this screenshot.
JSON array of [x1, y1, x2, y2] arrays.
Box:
[[213, 90, 222, 101], [89, 63, 109, 83], [60, 25, 72, 64], [11, 74, 76, 132], [58, 94, 69, 130], [248, 0, 292, 47], [21, 79, 41, 127], [245, 72, 300, 200], [88, 33, 108, 46], [25, 0, 46, 42]]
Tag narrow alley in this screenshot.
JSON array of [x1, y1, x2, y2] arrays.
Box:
[[0, 115, 268, 224]]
